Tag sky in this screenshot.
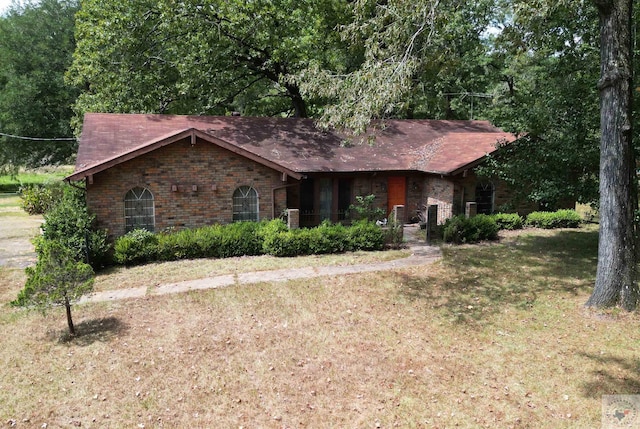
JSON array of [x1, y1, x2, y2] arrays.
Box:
[[0, 0, 17, 15]]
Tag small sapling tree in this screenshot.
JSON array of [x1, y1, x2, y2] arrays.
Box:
[[12, 240, 94, 336], [348, 195, 386, 222]]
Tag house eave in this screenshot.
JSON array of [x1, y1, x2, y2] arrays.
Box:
[[66, 128, 303, 182]]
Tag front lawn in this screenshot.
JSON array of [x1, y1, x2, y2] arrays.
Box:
[[1, 224, 637, 428]]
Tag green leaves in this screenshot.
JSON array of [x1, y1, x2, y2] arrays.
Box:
[[68, 0, 353, 120], [0, 0, 79, 167], [296, 0, 501, 132], [12, 239, 94, 310]]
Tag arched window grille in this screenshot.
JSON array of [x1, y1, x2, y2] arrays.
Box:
[[124, 187, 155, 232], [232, 186, 259, 221]]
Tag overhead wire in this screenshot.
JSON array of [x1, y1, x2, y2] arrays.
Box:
[[0, 132, 76, 142]]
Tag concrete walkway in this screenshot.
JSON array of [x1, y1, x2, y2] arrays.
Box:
[[80, 231, 440, 304]]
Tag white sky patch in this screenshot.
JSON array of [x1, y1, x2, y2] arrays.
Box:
[[0, 0, 19, 16]]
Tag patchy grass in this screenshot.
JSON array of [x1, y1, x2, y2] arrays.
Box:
[[2, 224, 637, 428], [0, 194, 22, 207], [93, 249, 410, 293], [0, 165, 72, 187]]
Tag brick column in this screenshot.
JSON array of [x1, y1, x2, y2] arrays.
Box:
[[392, 205, 405, 241], [287, 209, 300, 230], [465, 202, 477, 218], [392, 205, 405, 226]]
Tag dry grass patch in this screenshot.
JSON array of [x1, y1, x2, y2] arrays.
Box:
[[93, 250, 410, 293], [2, 225, 639, 428]]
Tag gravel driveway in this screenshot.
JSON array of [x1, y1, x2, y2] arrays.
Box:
[[0, 202, 42, 268]]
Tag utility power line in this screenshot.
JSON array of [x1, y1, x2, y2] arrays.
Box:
[[0, 131, 76, 142]]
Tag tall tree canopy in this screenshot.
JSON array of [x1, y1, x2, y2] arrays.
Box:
[[0, 0, 79, 167], [296, 0, 501, 132], [68, 0, 355, 122], [479, 0, 602, 208]]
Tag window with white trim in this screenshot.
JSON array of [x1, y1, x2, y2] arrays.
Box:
[[124, 187, 155, 232], [232, 186, 259, 221]]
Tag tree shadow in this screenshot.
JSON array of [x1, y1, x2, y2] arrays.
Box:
[[577, 352, 640, 398], [396, 229, 598, 323], [50, 317, 128, 346]]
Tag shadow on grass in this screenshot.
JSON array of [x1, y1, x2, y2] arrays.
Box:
[[53, 316, 128, 346], [397, 228, 598, 323], [578, 352, 640, 397]]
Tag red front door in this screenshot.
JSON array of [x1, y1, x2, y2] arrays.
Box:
[[387, 177, 406, 215]]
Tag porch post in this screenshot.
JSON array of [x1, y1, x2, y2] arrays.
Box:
[[287, 209, 300, 230]]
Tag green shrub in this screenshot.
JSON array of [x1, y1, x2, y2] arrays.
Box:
[[491, 213, 523, 230], [310, 221, 348, 254], [114, 218, 388, 264], [219, 221, 263, 257], [383, 223, 404, 248], [525, 209, 582, 229], [193, 225, 225, 259], [257, 219, 288, 242], [346, 220, 385, 251], [348, 195, 386, 221], [263, 229, 312, 257], [443, 214, 499, 244], [156, 228, 201, 261], [39, 185, 110, 268], [113, 229, 159, 265], [19, 183, 63, 214]]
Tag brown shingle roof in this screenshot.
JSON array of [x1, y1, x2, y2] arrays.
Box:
[[68, 113, 516, 181]]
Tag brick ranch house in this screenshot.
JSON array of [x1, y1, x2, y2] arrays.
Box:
[[66, 113, 524, 238]]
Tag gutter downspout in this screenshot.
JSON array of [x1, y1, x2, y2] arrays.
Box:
[[271, 183, 300, 219]]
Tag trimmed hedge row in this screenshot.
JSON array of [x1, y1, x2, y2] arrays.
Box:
[[524, 209, 582, 229], [443, 209, 582, 244], [443, 214, 499, 244], [114, 219, 385, 266], [491, 213, 523, 230]]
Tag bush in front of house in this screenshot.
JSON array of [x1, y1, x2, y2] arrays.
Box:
[[491, 213, 523, 230], [262, 228, 312, 257], [525, 209, 582, 229], [113, 229, 159, 265], [113, 219, 387, 266], [38, 185, 111, 268], [19, 182, 65, 215], [309, 221, 349, 254], [219, 221, 265, 257], [443, 214, 499, 244], [157, 228, 202, 261], [345, 220, 386, 251], [262, 220, 380, 257]]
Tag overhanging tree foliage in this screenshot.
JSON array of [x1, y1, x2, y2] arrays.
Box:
[[296, 0, 500, 132], [68, 0, 355, 123], [480, 0, 601, 207], [0, 0, 79, 168]]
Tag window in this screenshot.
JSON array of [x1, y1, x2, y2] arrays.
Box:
[[475, 182, 494, 215], [233, 186, 259, 221], [124, 187, 155, 232]]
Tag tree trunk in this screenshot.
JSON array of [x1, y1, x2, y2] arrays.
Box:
[[65, 297, 76, 336], [587, 0, 639, 310], [285, 83, 308, 118]]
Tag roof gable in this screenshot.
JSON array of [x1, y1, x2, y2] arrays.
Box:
[[68, 113, 516, 181]]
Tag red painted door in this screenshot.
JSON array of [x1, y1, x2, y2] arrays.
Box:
[[387, 177, 406, 215]]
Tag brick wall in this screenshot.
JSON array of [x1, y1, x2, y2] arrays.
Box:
[[86, 137, 285, 238], [424, 177, 454, 224]]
